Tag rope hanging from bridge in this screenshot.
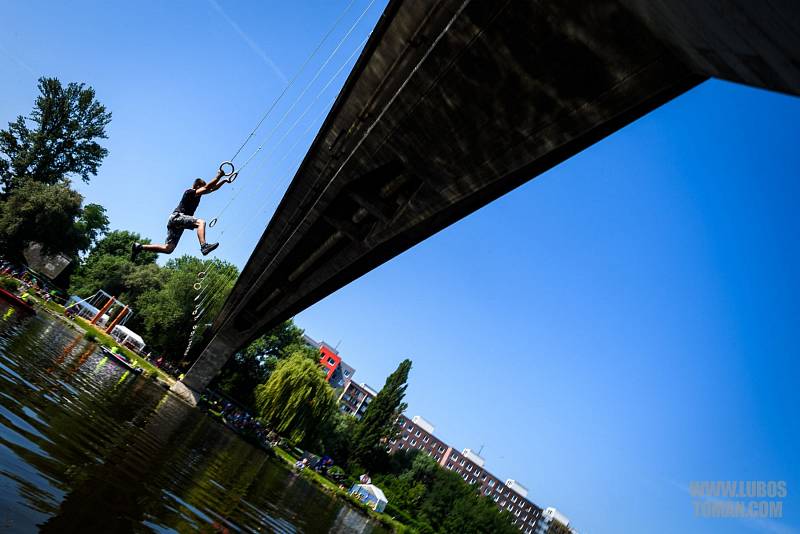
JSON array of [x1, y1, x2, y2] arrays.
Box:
[[184, 0, 476, 361], [226, 0, 358, 164], [191, 33, 371, 315], [182, 0, 379, 355]]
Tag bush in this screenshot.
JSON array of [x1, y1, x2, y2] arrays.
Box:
[[328, 466, 346, 481], [84, 331, 97, 342], [0, 276, 19, 293]]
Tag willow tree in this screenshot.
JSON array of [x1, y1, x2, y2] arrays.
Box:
[[254, 352, 338, 448]]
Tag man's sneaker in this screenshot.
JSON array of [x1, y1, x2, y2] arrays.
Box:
[[201, 242, 219, 256], [130, 242, 142, 262]]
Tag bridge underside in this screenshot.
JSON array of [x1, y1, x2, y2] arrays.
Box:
[[174, 0, 800, 402]]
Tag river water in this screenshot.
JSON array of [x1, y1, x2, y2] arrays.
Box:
[[0, 305, 386, 534]]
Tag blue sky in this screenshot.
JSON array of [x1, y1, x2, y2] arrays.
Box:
[[1, 2, 799, 533]]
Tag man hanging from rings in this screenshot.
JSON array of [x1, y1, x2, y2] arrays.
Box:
[[131, 162, 236, 260]]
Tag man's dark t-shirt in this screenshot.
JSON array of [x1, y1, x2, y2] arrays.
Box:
[[174, 189, 200, 216]]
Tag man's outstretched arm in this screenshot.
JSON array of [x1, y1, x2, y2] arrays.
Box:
[[195, 169, 227, 196]]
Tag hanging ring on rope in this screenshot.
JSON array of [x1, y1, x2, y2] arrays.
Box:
[[209, 217, 218, 228], [219, 161, 235, 177], [193, 282, 203, 291], [223, 171, 239, 184], [197, 271, 206, 279]]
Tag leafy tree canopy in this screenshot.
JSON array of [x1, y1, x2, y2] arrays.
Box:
[[254, 352, 338, 449], [0, 180, 108, 259], [0, 77, 111, 195], [213, 319, 317, 409]]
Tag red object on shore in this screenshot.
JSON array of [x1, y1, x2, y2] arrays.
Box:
[[0, 287, 36, 315]]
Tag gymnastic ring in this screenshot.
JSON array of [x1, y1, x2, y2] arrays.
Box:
[[209, 218, 218, 228], [197, 271, 206, 279], [193, 282, 203, 291], [225, 171, 239, 184], [219, 161, 235, 176]]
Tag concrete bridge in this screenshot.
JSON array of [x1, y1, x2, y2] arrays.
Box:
[[172, 0, 800, 404]]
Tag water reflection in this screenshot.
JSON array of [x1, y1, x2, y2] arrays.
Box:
[[0, 306, 386, 533]]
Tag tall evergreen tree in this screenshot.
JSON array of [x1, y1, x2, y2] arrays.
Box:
[[350, 359, 412, 467], [0, 77, 111, 195]]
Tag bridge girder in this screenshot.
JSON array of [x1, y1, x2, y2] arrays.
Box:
[[172, 0, 800, 403]]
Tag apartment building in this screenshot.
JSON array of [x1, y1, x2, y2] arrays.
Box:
[[386, 414, 547, 533], [387, 414, 449, 462], [304, 334, 356, 389], [338, 380, 377, 419], [534, 507, 576, 534]]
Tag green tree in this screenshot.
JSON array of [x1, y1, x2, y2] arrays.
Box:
[[349, 359, 412, 468], [373, 449, 518, 534], [547, 519, 572, 534], [0, 77, 111, 195], [321, 410, 359, 463], [213, 319, 317, 409], [136, 255, 237, 360], [0, 180, 108, 259], [254, 352, 338, 449], [70, 230, 160, 302]]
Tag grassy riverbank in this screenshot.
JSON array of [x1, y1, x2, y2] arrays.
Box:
[[272, 445, 412, 533], [31, 296, 175, 385]]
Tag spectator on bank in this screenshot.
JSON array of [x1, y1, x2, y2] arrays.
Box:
[[359, 473, 371, 485], [294, 458, 308, 471]]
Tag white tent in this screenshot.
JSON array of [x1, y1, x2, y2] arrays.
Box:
[[110, 325, 146, 352], [349, 483, 388, 513]]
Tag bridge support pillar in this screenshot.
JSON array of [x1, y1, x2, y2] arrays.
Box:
[[169, 331, 237, 406]]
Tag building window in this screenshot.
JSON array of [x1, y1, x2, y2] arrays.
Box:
[[487, 480, 495, 488], [465, 464, 472, 472], [447, 462, 453, 469], [451, 453, 458, 461], [398, 443, 403, 449], [410, 439, 417, 446], [493, 495, 500, 502], [402, 433, 408, 440], [515, 509, 521, 516], [407, 424, 413, 431], [459, 459, 465, 466], [423, 436, 429, 443], [485, 488, 491, 495], [327, 357, 336, 366], [414, 430, 421, 437], [343, 370, 350, 376], [511, 495, 517, 503], [434, 455, 440, 461], [474, 469, 481, 477], [439, 446, 445, 453]]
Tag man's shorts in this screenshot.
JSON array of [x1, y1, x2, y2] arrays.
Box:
[[166, 212, 199, 247]]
